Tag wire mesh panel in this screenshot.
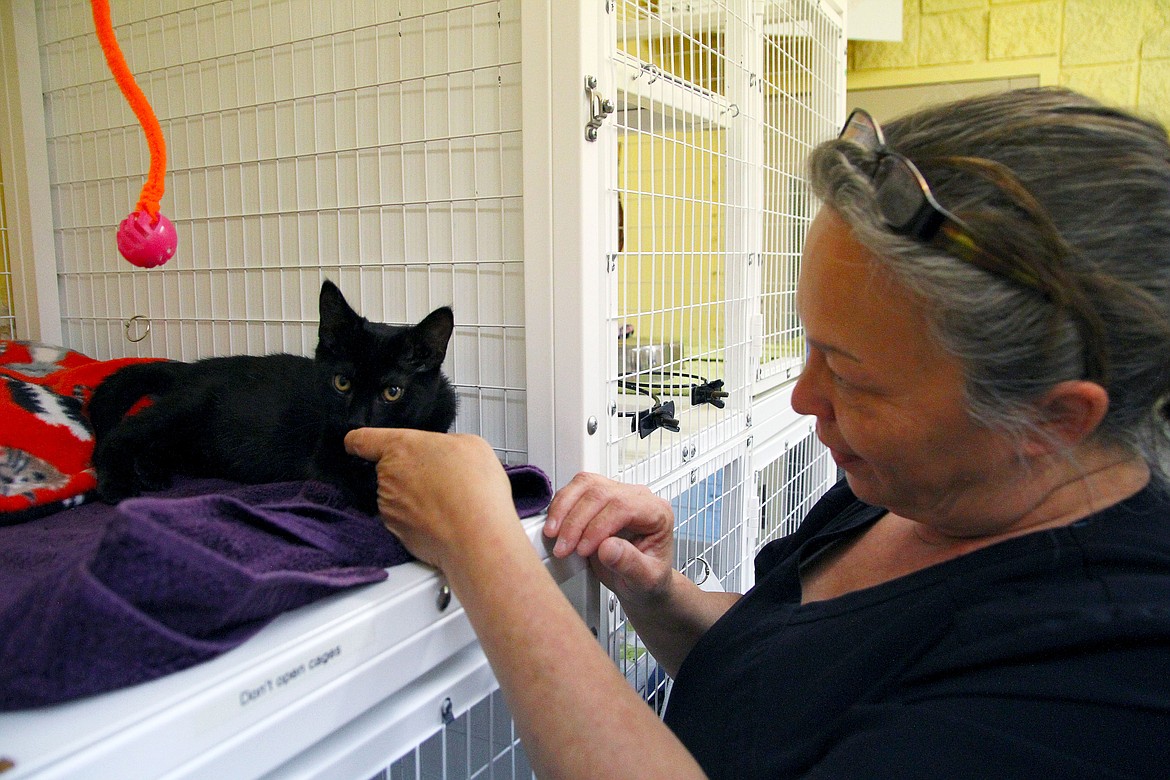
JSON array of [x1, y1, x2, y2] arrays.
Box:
[[607, 0, 753, 485], [756, 0, 843, 389], [380, 688, 533, 780], [0, 155, 12, 339], [35, 0, 527, 462], [605, 0, 842, 484], [605, 444, 750, 713], [600, 0, 843, 711], [754, 419, 835, 563]]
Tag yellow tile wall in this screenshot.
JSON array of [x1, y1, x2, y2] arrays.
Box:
[[849, 0, 1170, 127], [619, 132, 726, 354]]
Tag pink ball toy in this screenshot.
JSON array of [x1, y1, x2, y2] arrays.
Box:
[[116, 209, 177, 268]]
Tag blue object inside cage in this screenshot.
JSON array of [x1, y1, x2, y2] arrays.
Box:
[[672, 470, 724, 543]]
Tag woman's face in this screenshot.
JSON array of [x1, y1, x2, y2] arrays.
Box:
[[792, 208, 1022, 526]]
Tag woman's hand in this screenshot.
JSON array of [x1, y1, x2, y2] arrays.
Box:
[[344, 428, 518, 570], [544, 472, 676, 606]]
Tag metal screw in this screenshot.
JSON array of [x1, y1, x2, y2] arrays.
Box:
[[610, 401, 617, 416], [587, 416, 598, 435], [437, 584, 451, 611], [585, 75, 597, 90]]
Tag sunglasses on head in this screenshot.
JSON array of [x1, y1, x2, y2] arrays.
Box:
[[838, 108, 1108, 385], [838, 109, 1040, 290]]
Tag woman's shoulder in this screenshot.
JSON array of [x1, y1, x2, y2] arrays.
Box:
[[930, 484, 1170, 659], [1060, 481, 1170, 601], [1072, 479, 1170, 547]]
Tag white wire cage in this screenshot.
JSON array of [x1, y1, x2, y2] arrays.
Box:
[[605, 0, 842, 485], [39, 0, 529, 464], [599, 0, 842, 710], [381, 688, 532, 780], [602, 414, 836, 718], [27, 0, 842, 497], [754, 416, 837, 554], [1, 0, 844, 777], [758, 1, 843, 389], [605, 442, 753, 717]]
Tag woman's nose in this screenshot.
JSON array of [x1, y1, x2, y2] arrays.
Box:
[[791, 352, 833, 421]]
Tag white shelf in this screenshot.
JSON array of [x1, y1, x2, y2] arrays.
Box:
[[613, 50, 733, 135]]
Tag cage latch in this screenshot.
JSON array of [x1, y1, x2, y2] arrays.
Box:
[[584, 75, 614, 142], [691, 379, 728, 408], [636, 400, 680, 438]]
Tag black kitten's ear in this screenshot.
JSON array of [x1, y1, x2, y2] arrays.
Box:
[[410, 306, 455, 369], [317, 280, 363, 355]]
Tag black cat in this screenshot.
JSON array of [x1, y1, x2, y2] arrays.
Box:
[[88, 280, 457, 511]]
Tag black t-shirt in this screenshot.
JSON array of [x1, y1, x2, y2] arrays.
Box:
[[663, 480, 1170, 778]]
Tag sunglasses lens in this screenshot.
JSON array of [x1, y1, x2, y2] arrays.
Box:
[[840, 111, 880, 148], [873, 156, 927, 232]]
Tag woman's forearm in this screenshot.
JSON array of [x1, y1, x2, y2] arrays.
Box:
[[615, 569, 741, 678], [342, 432, 707, 777], [443, 522, 706, 780]]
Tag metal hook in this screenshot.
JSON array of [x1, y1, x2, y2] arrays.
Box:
[[686, 556, 712, 587], [124, 315, 150, 343]]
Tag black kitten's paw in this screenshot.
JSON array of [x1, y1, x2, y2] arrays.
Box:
[[133, 461, 173, 493], [95, 470, 142, 504], [96, 482, 139, 504]]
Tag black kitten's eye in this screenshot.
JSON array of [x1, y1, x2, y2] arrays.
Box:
[[382, 385, 404, 402], [332, 374, 352, 393]]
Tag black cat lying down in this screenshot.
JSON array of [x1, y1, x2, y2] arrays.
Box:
[[88, 280, 457, 512]]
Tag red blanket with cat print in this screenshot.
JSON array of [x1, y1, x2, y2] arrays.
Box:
[[0, 341, 158, 523]]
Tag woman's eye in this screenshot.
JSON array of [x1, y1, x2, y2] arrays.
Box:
[[332, 374, 352, 393], [382, 386, 404, 402]]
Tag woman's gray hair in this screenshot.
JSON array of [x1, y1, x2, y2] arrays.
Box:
[[808, 87, 1170, 485]]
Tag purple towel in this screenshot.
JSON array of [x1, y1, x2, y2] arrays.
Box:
[[505, 463, 554, 519], [0, 465, 551, 710]]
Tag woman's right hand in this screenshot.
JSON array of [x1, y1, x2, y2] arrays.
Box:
[[544, 472, 676, 605]]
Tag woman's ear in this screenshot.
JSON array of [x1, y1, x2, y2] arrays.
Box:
[[1023, 380, 1110, 456]]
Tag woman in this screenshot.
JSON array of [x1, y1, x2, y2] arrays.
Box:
[[346, 88, 1170, 778]]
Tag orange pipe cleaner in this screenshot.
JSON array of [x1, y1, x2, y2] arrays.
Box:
[[91, 0, 166, 220]]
